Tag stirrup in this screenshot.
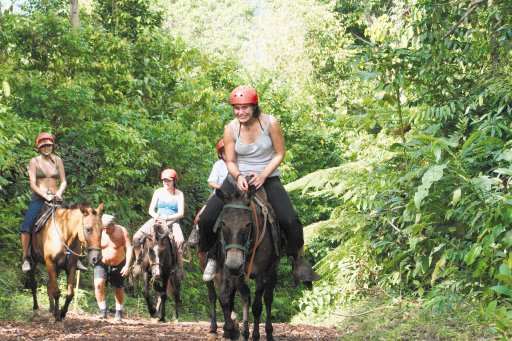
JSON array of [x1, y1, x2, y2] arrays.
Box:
[[202, 259, 217, 282]]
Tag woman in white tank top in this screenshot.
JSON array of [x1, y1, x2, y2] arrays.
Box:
[[199, 85, 319, 287]]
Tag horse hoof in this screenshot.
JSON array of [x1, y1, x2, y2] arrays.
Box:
[[207, 332, 217, 341]]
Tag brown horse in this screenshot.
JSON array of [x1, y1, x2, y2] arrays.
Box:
[[26, 203, 103, 321], [140, 220, 182, 322]]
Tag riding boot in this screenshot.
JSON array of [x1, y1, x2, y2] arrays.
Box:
[[77, 259, 88, 271], [291, 247, 320, 288], [188, 223, 200, 248]]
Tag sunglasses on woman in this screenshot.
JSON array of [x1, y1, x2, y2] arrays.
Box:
[[39, 144, 54, 149]]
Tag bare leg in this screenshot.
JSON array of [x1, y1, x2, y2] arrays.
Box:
[[94, 278, 107, 303], [21, 233, 31, 259], [114, 287, 124, 305]]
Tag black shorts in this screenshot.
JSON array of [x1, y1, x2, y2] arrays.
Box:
[[93, 259, 126, 288]]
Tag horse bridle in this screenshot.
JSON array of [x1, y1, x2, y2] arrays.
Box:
[[50, 201, 100, 257], [214, 204, 254, 255]]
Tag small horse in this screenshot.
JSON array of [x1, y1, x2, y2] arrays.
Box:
[[26, 203, 103, 321], [140, 220, 182, 322], [215, 185, 281, 341]]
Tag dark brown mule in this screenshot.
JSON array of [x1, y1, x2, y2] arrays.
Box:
[[215, 184, 281, 341], [140, 220, 182, 322], [26, 203, 103, 321]]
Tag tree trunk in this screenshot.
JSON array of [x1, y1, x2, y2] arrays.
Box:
[[70, 0, 79, 29]]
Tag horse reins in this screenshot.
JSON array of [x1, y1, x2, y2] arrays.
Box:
[[50, 201, 96, 257], [214, 199, 269, 283], [245, 199, 260, 283]]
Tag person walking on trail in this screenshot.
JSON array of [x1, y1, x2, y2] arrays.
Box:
[[198, 85, 319, 287], [132, 169, 185, 277], [94, 214, 133, 322], [20, 132, 86, 272], [188, 139, 228, 247]]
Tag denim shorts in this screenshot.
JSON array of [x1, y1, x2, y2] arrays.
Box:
[[20, 195, 45, 233]]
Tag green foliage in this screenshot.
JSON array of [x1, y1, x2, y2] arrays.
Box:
[[2, 0, 512, 336], [281, 1, 512, 335], [94, 0, 163, 40]]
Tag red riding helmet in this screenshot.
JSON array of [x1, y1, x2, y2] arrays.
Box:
[[161, 168, 178, 181], [216, 139, 224, 159], [229, 85, 258, 105], [35, 132, 55, 149]]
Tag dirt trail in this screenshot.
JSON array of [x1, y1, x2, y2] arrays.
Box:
[[0, 312, 340, 340]]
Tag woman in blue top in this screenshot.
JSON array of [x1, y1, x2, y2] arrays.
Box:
[[198, 85, 319, 287], [133, 169, 185, 268]]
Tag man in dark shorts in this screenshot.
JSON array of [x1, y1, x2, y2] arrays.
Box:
[[94, 214, 133, 322]]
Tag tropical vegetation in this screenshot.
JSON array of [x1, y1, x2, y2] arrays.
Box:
[[1, 0, 511, 338]]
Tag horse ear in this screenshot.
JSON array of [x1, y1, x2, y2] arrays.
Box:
[[96, 203, 104, 215], [215, 188, 229, 203]]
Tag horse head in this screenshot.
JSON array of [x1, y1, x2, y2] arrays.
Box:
[[80, 203, 104, 267], [143, 223, 170, 280], [215, 183, 257, 276]]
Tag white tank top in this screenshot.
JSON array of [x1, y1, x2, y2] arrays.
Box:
[[231, 115, 280, 178]]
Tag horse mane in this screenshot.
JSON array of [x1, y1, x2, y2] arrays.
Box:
[[64, 202, 98, 214]]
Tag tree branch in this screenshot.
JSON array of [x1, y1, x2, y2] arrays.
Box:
[[443, 0, 487, 39]]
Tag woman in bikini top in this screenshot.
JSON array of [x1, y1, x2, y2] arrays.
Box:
[[20, 132, 67, 271]]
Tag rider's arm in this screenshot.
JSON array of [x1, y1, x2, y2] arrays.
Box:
[[55, 156, 67, 199], [224, 123, 240, 178], [148, 190, 159, 219]]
